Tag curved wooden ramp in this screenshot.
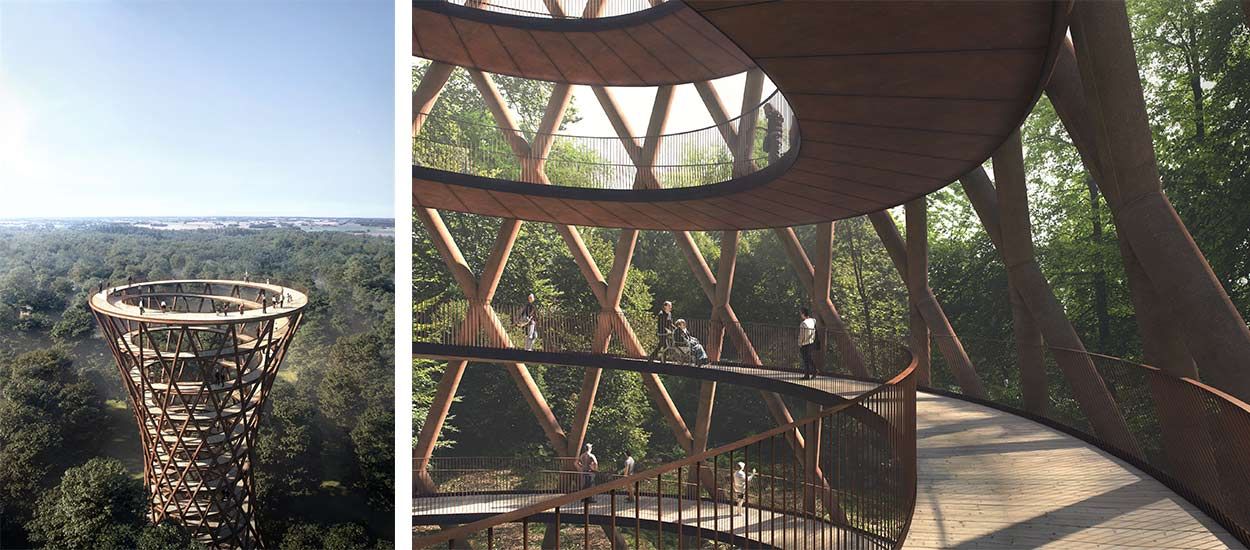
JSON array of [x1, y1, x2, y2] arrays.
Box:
[[412, 387, 1244, 548], [907, 392, 1243, 549]]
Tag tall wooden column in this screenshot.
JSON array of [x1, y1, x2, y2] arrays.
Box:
[[964, 133, 1138, 455], [905, 200, 931, 386], [1071, 1, 1250, 401], [867, 212, 986, 397], [1046, 39, 1198, 380]]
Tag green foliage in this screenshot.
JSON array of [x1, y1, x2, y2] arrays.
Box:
[[135, 521, 207, 550], [350, 406, 396, 511], [279, 522, 379, 550], [0, 349, 102, 542], [0, 226, 394, 548], [25, 458, 144, 550], [50, 303, 95, 342]]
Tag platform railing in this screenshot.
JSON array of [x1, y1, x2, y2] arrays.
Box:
[[437, 0, 667, 19], [927, 338, 1250, 546], [414, 89, 795, 190], [414, 301, 911, 397], [414, 360, 917, 549]]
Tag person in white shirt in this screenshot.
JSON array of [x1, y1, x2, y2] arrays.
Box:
[[577, 443, 599, 502], [620, 454, 636, 501], [732, 461, 757, 512], [798, 307, 818, 379]]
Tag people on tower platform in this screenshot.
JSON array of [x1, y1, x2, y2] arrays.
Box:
[[674, 319, 710, 366], [620, 454, 636, 501], [799, 307, 818, 380], [159, 300, 168, 313], [516, 293, 538, 351], [577, 443, 599, 502], [732, 461, 757, 513], [648, 301, 675, 363]]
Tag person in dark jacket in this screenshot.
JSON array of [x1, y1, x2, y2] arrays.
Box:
[[518, 293, 538, 351], [648, 301, 675, 362]]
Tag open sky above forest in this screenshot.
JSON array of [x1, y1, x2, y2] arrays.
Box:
[[0, 1, 394, 218]]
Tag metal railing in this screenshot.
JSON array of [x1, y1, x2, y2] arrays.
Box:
[[414, 89, 796, 190], [414, 361, 918, 549], [434, 0, 667, 19], [928, 338, 1250, 546], [414, 301, 911, 396]]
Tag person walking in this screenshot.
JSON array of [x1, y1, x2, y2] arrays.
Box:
[[577, 443, 599, 502], [732, 462, 757, 513], [799, 307, 818, 379], [620, 454, 636, 501], [517, 293, 538, 351], [648, 301, 675, 363]]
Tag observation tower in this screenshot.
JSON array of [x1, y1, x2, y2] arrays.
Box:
[[89, 280, 307, 549], [414, 0, 1250, 547]]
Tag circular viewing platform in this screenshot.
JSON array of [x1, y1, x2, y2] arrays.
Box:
[[90, 279, 308, 325]]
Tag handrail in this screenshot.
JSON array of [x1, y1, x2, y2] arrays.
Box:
[[927, 337, 1250, 546], [414, 328, 918, 548], [413, 88, 796, 190], [415, 300, 909, 381]]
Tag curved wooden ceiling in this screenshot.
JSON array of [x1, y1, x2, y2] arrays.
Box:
[[412, 1, 756, 86], [413, 0, 1070, 230]]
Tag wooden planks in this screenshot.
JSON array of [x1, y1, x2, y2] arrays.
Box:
[[412, 0, 1068, 229]]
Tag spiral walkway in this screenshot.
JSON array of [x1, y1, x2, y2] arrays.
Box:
[[412, 353, 1243, 548]]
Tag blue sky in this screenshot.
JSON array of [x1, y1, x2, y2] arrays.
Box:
[[0, 1, 393, 218]]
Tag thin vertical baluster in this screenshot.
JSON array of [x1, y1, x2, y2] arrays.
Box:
[[635, 479, 641, 550], [584, 498, 590, 549], [677, 466, 684, 549], [656, 473, 663, 549], [771, 434, 776, 548], [523, 517, 529, 550], [694, 461, 702, 544]]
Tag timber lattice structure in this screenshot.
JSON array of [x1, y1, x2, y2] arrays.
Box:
[[90, 280, 307, 549], [413, 0, 1250, 548]]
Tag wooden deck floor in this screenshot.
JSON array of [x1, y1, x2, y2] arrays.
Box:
[[415, 389, 1244, 548], [906, 391, 1243, 549]]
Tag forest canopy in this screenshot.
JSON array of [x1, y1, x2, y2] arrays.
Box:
[[0, 224, 395, 549]]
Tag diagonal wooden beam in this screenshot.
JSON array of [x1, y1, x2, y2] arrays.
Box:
[[417, 208, 478, 298], [774, 226, 870, 377], [688, 74, 869, 376], [1071, 1, 1250, 401], [962, 134, 1139, 455], [415, 360, 466, 495], [867, 211, 987, 398], [416, 210, 568, 458], [477, 219, 522, 304], [1046, 38, 1197, 380], [413, 62, 454, 137]]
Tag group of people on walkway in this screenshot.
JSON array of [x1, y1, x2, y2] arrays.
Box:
[[511, 293, 823, 377], [648, 301, 711, 366], [574, 442, 759, 517]]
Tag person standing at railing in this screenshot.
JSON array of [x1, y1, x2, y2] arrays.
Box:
[[577, 443, 599, 503], [620, 454, 636, 502], [763, 103, 784, 164], [515, 293, 538, 351], [648, 301, 675, 363], [799, 307, 819, 379], [732, 462, 757, 514]]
